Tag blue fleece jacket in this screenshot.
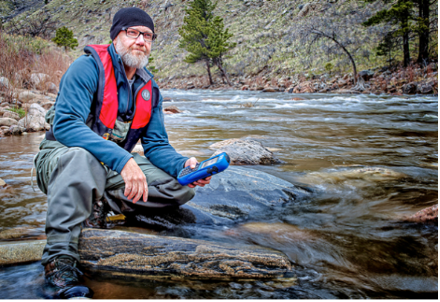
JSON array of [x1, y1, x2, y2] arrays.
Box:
[[52, 44, 188, 177]]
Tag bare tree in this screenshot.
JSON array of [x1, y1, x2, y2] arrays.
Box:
[[293, 1, 384, 86]]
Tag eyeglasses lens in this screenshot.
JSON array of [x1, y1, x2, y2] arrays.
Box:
[[126, 29, 155, 41]]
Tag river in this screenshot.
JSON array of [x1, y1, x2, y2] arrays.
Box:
[[0, 90, 437, 298]]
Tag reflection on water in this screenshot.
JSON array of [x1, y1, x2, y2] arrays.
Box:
[[0, 90, 437, 298]]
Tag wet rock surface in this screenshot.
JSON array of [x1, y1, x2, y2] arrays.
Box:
[[211, 139, 283, 165], [163, 105, 182, 114], [129, 167, 313, 231], [78, 228, 292, 280], [0, 240, 46, 266]]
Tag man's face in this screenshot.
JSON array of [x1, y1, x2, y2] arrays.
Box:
[[114, 25, 153, 69]]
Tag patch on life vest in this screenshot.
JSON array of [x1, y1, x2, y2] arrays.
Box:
[[141, 90, 150, 101], [103, 133, 110, 140]]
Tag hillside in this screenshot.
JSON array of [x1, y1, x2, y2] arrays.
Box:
[[3, 0, 397, 78], [1, 0, 438, 93]]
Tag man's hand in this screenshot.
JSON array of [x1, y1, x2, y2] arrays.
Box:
[[184, 157, 212, 188], [120, 158, 148, 204]]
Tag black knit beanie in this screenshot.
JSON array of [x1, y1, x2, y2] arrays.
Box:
[[110, 7, 154, 40]]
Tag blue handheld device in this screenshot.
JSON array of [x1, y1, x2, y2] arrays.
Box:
[[178, 152, 230, 186]]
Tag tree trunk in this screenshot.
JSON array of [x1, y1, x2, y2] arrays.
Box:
[[206, 59, 213, 85], [403, 28, 411, 67], [332, 38, 357, 84], [417, 0, 430, 64], [215, 59, 232, 86], [401, 8, 411, 67]]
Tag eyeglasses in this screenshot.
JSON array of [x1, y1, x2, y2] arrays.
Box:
[[122, 27, 157, 42]]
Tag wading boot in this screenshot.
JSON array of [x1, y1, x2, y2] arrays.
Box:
[[43, 256, 94, 299]]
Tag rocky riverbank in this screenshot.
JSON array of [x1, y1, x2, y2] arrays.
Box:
[[158, 63, 438, 96]]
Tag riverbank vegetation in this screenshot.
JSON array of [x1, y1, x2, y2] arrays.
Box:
[[0, 0, 437, 95], [0, 32, 72, 101]]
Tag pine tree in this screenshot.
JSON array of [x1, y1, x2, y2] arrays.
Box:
[[52, 26, 78, 51], [178, 0, 235, 86], [363, 0, 414, 67]]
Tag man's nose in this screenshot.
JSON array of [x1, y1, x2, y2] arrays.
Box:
[[135, 35, 146, 45]]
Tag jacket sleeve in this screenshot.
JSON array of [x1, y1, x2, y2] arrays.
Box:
[[52, 55, 133, 174], [141, 87, 189, 178]]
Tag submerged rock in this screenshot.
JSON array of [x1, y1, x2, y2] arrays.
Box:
[[130, 167, 313, 230], [163, 105, 182, 114], [211, 139, 283, 165], [79, 228, 292, 280]]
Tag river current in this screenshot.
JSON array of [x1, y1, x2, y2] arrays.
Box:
[[0, 90, 438, 298]]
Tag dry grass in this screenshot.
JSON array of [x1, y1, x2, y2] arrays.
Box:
[[0, 31, 72, 101]]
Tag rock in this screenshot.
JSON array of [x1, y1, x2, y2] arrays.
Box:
[[0, 130, 3, 137], [78, 228, 292, 280], [17, 103, 49, 131], [209, 138, 240, 150], [0, 227, 42, 240], [402, 83, 417, 94], [0, 126, 8, 131], [40, 101, 55, 110], [262, 87, 277, 93], [417, 83, 434, 94], [211, 139, 283, 165], [405, 204, 438, 224], [358, 70, 375, 81], [0, 118, 18, 127], [2, 110, 20, 120], [0, 77, 9, 89], [9, 125, 25, 135], [163, 105, 182, 114], [18, 91, 39, 103], [0, 240, 46, 266], [30, 73, 49, 87], [128, 166, 313, 230], [0, 178, 6, 188], [45, 82, 58, 94]]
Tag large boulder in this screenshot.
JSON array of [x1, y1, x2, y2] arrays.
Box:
[[0, 229, 293, 280], [129, 166, 313, 230], [78, 228, 292, 280], [17, 103, 49, 131], [211, 139, 283, 165], [0, 117, 18, 127]]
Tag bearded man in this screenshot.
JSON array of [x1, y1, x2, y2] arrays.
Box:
[[34, 7, 210, 299]]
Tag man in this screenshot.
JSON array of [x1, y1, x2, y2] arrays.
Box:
[[34, 7, 210, 299]]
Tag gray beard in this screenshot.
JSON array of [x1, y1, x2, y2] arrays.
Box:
[[115, 41, 150, 70]]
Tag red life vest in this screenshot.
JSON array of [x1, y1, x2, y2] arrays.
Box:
[[85, 44, 152, 140], [46, 44, 155, 153]]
